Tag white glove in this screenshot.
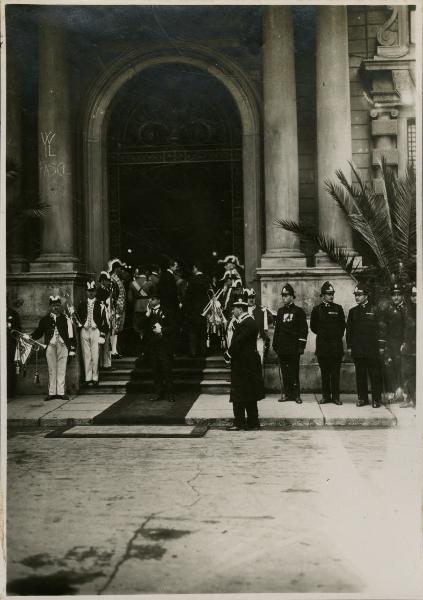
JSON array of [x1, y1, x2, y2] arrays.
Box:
[[23, 333, 30, 340], [69, 350, 76, 357], [98, 336, 105, 345], [68, 306, 75, 315], [153, 323, 162, 334]]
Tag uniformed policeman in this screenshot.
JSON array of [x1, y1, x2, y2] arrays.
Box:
[[378, 282, 407, 401], [272, 284, 308, 403], [246, 289, 272, 364], [310, 281, 346, 405], [346, 284, 382, 408], [401, 284, 416, 407]]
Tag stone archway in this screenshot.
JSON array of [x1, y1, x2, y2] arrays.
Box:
[[82, 43, 262, 286]]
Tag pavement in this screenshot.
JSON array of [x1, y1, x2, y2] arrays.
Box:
[[6, 408, 422, 596], [6, 391, 403, 428]]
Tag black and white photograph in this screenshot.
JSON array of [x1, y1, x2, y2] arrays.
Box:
[[2, 0, 422, 597]]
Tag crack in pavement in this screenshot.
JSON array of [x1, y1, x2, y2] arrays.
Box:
[[185, 464, 202, 508], [97, 512, 162, 595]]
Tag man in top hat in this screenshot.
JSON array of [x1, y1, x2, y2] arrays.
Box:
[[346, 284, 382, 407], [310, 281, 346, 405], [378, 282, 408, 401], [400, 284, 416, 407], [144, 292, 177, 402], [272, 284, 308, 403], [29, 296, 76, 401], [224, 294, 265, 430], [246, 288, 272, 364], [77, 281, 108, 387], [108, 258, 126, 359]]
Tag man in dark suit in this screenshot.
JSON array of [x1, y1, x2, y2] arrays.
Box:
[[7, 296, 21, 398], [158, 258, 180, 315], [144, 294, 177, 402], [29, 296, 76, 401], [310, 281, 346, 405], [184, 262, 210, 357], [224, 296, 265, 431], [346, 284, 382, 408], [272, 284, 308, 403], [77, 281, 108, 387]]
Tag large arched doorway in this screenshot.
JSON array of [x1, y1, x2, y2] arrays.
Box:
[[82, 45, 261, 286], [106, 63, 243, 273]]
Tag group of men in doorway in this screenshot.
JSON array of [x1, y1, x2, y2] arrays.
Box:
[[8, 254, 416, 424]]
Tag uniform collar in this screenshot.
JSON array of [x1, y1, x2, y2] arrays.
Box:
[[322, 300, 332, 307], [237, 312, 249, 323]]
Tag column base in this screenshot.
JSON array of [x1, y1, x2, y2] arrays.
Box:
[[30, 254, 80, 273], [7, 258, 28, 274], [260, 249, 307, 269]]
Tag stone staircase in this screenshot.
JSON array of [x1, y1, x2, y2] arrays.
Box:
[[85, 355, 231, 395]]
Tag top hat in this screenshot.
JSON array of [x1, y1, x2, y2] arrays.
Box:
[[354, 284, 368, 295], [49, 295, 61, 305], [321, 281, 335, 295], [281, 284, 295, 298], [86, 280, 97, 291]]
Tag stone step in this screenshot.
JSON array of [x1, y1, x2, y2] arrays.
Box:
[[84, 379, 231, 395], [100, 367, 230, 382]]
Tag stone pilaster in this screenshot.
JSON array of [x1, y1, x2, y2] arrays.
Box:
[[316, 6, 354, 258], [6, 39, 27, 273], [261, 6, 305, 268], [31, 14, 78, 272]]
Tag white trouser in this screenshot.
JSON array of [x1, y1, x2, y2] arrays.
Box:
[[257, 337, 265, 364], [46, 342, 68, 396], [100, 331, 111, 368], [80, 327, 100, 382]]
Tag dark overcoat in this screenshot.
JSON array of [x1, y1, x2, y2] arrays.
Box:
[[228, 315, 265, 404]]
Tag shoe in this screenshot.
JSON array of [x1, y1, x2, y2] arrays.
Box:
[[278, 394, 289, 402], [92, 381, 99, 387], [246, 424, 261, 431], [295, 397, 303, 404], [225, 425, 245, 431], [167, 395, 176, 403], [356, 400, 369, 407], [44, 395, 55, 401], [150, 394, 164, 402], [372, 401, 381, 408], [111, 353, 121, 359], [333, 398, 343, 406], [319, 397, 331, 405], [85, 381, 93, 387]]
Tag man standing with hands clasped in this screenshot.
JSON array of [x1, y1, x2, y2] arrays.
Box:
[[310, 281, 346, 405], [224, 295, 265, 431], [272, 284, 308, 403]]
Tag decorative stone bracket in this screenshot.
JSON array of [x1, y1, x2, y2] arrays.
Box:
[[376, 6, 413, 59]]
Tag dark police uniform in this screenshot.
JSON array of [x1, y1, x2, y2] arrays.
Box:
[[378, 284, 407, 395], [402, 290, 416, 405], [227, 308, 265, 429], [272, 285, 308, 403], [7, 305, 21, 398], [310, 282, 345, 404], [346, 288, 382, 406], [144, 303, 177, 401]]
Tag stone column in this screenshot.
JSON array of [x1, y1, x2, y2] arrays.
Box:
[[316, 6, 354, 253], [33, 14, 77, 271], [6, 40, 27, 272], [261, 6, 305, 267]]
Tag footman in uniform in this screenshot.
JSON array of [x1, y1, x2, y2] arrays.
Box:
[[272, 284, 308, 403], [246, 288, 272, 364], [225, 296, 265, 431], [346, 284, 382, 408], [29, 296, 76, 401], [310, 281, 346, 405], [77, 281, 108, 387]]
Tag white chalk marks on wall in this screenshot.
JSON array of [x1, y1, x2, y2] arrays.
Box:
[[39, 130, 66, 177]]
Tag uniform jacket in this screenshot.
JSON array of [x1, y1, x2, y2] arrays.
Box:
[[158, 270, 179, 313], [110, 274, 126, 316], [184, 273, 210, 318], [7, 308, 21, 353], [228, 314, 265, 404], [378, 301, 407, 357], [310, 301, 345, 357], [404, 302, 416, 356], [77, 299, 108, 336], [272, 303, 308, 355], [346, 302, 380, 358], [31, 313, 75, 351], [144, 306, 177, 351]]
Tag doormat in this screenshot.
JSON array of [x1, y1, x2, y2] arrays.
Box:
[[45, 424, 209, 438]]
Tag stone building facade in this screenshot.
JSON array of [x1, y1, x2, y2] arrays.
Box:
[[6, 5, 416, 392]]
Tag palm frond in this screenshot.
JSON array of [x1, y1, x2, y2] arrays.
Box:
[[275, 219, 360, 281], [390, 163, 416, 259]]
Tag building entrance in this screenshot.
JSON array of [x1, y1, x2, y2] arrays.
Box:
[[107, 63, 243, 273]]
